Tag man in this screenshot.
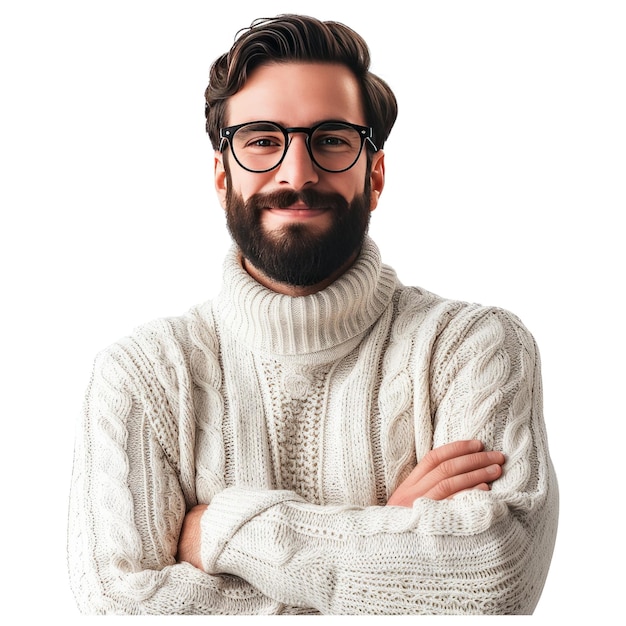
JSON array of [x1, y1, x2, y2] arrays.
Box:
[[67, 14, 558, 615]]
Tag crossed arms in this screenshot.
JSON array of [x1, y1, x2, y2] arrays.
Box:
[[67, 306, 558, 614], [177, 440, 506, 568]]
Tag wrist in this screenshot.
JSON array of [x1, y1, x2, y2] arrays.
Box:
[[200, 487, 303, 573]]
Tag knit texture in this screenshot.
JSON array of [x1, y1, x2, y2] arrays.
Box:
[[67, 237, 558, 614]]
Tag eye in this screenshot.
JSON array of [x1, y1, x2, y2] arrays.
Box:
[[246, 136, 282, 148], [317, 135, 347, 147], [313, 130, 358, 152], [235, 127, 285, 153]]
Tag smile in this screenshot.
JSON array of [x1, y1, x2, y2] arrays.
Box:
[[266, 205, 329, 219]]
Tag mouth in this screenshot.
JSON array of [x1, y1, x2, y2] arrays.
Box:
[[265, 202, 329, 220]]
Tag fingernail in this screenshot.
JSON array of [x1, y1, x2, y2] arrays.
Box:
[[486, 464, 500, 475]]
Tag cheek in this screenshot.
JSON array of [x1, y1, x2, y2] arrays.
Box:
[[227, 161, 369, 202], [335, 169, 369, 202], [231, 172, 275, 202]]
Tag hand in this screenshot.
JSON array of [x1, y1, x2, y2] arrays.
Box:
[[387, 440, 505, 506], [176, 503, 208, 570]]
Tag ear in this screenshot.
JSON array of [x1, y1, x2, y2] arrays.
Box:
[[214, 151, 227, 209], [368, 150, 385, 212]]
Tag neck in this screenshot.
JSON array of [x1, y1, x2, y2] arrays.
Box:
[[217, 237, 399, 357], [241, 252, 360, 296]]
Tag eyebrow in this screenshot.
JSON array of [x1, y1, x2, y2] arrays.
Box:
[[232, 118, 361, 129], [237, 122, 284, 131]]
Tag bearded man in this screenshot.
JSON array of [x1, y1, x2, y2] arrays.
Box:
[[67, 14, 558, 615]]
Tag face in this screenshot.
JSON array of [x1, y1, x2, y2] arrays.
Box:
[[215, 62, 385, 290]]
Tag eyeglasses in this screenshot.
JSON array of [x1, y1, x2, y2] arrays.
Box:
[[219, 120, 378, 173]]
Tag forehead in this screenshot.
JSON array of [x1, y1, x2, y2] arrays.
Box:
[[226, 62, 366, 127]]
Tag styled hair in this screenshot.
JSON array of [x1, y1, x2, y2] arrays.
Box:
[[204, 14, 398, 151]]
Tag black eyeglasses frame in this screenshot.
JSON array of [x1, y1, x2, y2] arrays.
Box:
[[218, 120, 378, 173]]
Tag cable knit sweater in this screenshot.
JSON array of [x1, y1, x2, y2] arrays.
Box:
[[67, 237, 558, 615]]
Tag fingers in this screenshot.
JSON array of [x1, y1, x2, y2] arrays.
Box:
[[449, 482, 491, 499], [387, 440, 505, 506], [404, 440, 486, 485], [423, 461, 503, 500]]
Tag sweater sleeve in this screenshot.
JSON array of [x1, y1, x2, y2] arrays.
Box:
[[67, 342, 290, 615], [198, 307, 559, 615]]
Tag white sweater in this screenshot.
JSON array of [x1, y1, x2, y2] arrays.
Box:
[[67, 238, 558, 615]]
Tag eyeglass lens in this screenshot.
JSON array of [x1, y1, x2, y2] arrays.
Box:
[[230, 122, 364, 172]]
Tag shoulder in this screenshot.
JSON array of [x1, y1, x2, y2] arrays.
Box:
[[92, 300, 219, 391], [392, 284, 537, 360], [85, 300, 222, 474]]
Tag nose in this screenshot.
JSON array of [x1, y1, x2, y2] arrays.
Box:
[[274, 134, 319, 190]]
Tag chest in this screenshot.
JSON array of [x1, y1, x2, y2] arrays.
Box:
[[215, 336, 424, 507]]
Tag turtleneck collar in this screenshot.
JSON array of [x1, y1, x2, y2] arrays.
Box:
[[215, 237, 398, 360]]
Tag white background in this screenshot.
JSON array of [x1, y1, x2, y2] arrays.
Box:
[[1, 1, 624, 622]]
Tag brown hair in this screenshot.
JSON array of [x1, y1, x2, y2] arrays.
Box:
[[204, 14, 398, 151]]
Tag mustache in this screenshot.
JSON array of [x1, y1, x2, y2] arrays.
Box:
[[245, 189, 350, 212]]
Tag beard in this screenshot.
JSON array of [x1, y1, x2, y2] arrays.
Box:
[[225, 179, 372, 288]]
